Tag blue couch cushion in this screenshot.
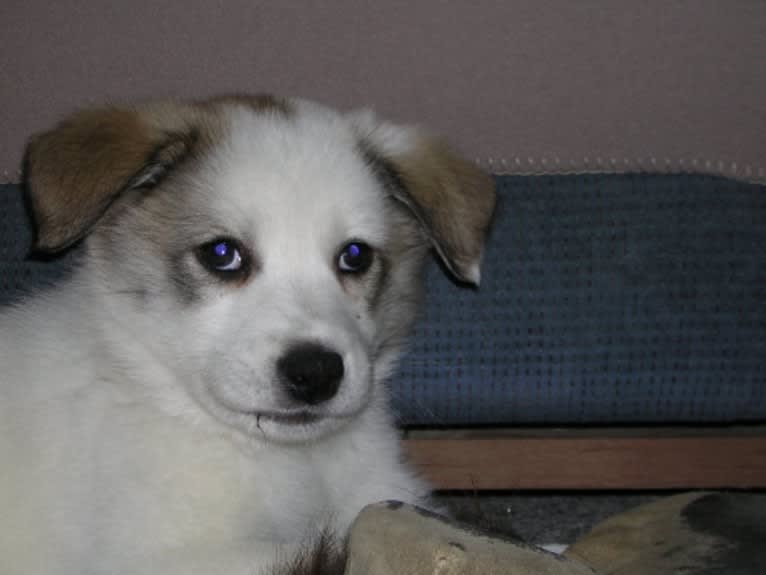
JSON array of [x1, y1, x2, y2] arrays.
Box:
[[0, 184, 77, 301], [393, 174, 766, 425], [2, 175, 765, 425]]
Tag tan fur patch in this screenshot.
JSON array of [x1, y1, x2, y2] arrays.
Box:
[[24, 94, 293, 253], [24, 102, 200, 252], [389, 135, 496, 285], [203, 93, 292, 116]]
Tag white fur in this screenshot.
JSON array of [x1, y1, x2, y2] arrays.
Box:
[[0, 100, 431, 574]]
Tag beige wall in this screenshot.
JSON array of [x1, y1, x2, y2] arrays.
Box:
[[1, 1, 764, 182]]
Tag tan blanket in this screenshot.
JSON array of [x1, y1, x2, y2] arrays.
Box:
[[343, 493, 765, 574]]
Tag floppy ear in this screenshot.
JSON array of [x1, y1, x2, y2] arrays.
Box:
[[24, 102, 197, 252], [352, 112, 496, 285]]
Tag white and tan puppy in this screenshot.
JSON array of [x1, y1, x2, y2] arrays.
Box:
[[0, 95, 495, 574]]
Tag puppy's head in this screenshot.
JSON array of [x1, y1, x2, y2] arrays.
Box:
[[25, 95, 495, 443]]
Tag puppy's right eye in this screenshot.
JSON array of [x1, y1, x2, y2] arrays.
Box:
[[196, 238, 247, 278]]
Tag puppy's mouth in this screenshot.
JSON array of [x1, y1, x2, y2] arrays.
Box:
[[206, 382, 369, 441], [208, 397, 367, 443], [255, 410, 321, 426]]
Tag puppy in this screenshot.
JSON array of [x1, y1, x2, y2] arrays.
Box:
[[0, 95, 495, 574]]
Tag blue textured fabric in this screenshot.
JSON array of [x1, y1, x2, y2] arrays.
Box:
[[0, 184, 77, 304], [2, 176, 765, 425], [392, 174, 766, 425]]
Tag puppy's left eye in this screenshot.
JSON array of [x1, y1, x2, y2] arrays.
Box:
[[337, 242, 373, 274], [197, 238, 245, 275]]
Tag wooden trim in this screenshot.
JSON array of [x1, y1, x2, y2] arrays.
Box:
[[402, 435, 766, 490]]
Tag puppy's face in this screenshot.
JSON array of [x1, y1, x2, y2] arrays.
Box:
[[25, 96, 495, 444], [92, 102, 428, 442]]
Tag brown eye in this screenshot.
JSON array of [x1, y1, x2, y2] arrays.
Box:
[[337, 241, 373, 274]]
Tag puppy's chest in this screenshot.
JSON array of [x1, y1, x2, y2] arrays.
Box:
[[95, 414, 342, 547]]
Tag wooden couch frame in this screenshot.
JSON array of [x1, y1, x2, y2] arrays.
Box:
[[402, 426, 766, 490]]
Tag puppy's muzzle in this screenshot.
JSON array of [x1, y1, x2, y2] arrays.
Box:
[[277, 343, 344, 405]]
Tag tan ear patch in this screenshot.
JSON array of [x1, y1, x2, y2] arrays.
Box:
[[24, 104, 196, 252], [203, 93, 292, 116], [388, 135, 496, 285], [23, 95, 291, 253]]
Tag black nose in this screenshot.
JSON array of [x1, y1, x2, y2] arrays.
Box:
[[277, 344, 344, 405]]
